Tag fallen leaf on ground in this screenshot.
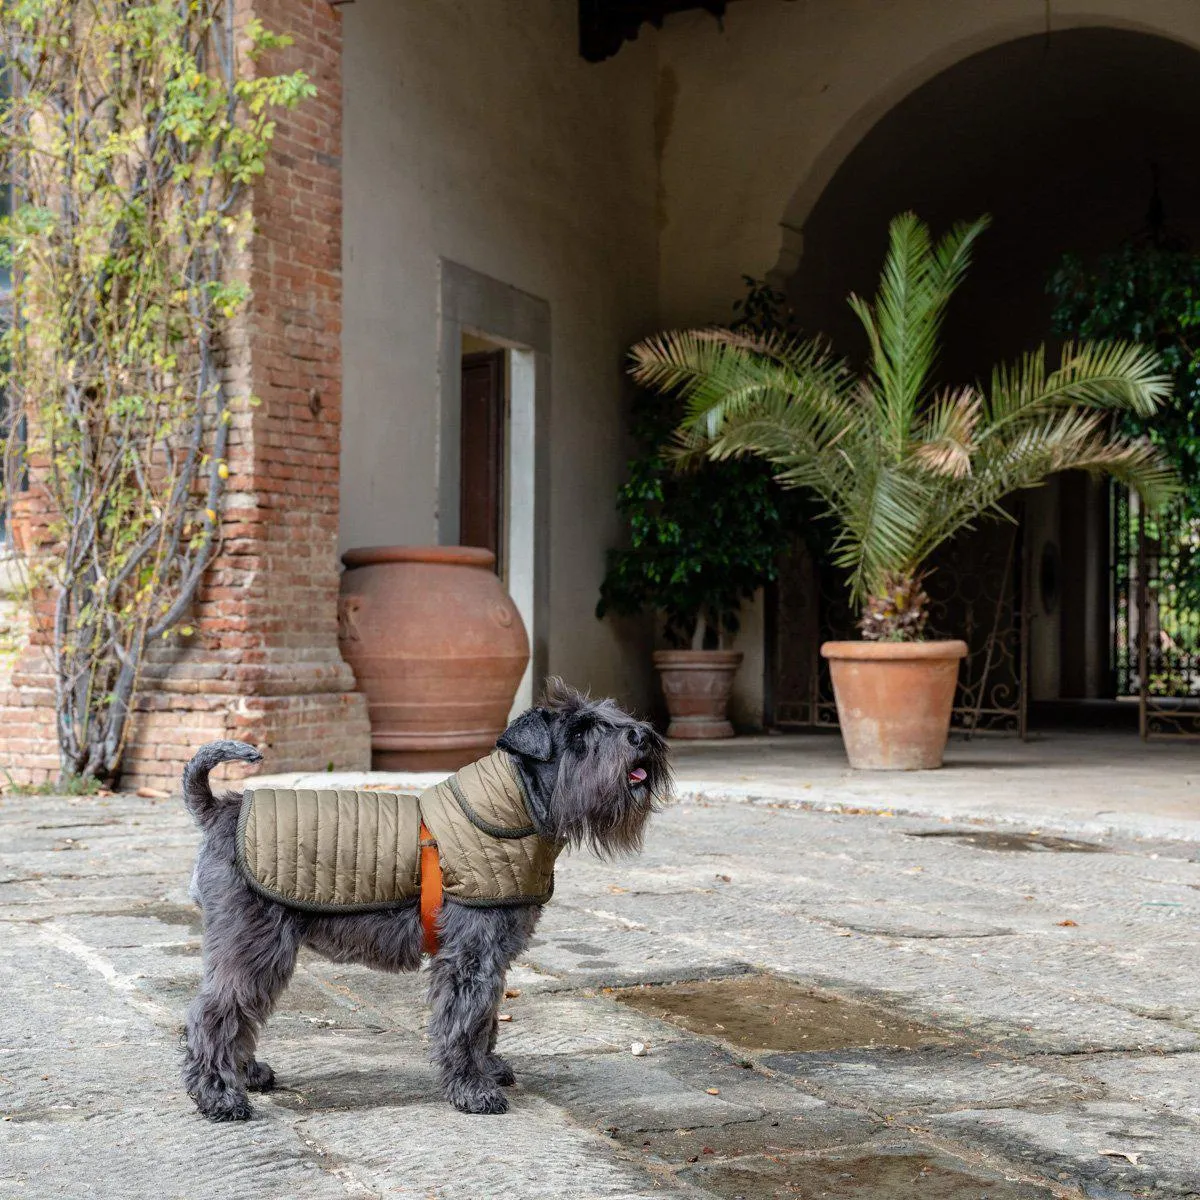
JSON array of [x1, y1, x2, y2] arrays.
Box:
[[135, 786, 168, 799], [607, 885, 627, 894], [1100, 1150, 1142, 1165], [715, 874, 732, 883], [706, 1087, 720, 1096], [497, 1013, 513, 1022], [504, 988, 521, 999], [1057, 919, 1079, 927]]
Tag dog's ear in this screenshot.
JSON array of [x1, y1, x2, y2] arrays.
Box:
[[497, 708, 554, 762]]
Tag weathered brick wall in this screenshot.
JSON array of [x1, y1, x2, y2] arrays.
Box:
[[0, 0, 370, 792]]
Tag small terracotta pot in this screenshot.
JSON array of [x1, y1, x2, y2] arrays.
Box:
[[339, 546, 530, 771], [653, 649, 743, 739], [821, 640, 967, 770]]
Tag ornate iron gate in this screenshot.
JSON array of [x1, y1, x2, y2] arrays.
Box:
[[1112, 488, 1200, 739], [768, 517, 1028, 737]]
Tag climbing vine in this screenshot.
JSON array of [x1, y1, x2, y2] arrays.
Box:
[[0, 1, 314, 784]]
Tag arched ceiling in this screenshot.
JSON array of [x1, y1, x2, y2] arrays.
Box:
[[787, 27, 1200, 380]]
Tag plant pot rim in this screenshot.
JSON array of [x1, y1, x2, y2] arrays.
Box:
[[821, 639, 968, 662], [342, 545, 496, 570], [653, 649, 745, 666]]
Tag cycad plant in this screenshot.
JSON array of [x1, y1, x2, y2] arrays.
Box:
[[631, 213, 1178, 640]]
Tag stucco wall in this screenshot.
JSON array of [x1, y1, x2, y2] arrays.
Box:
[[341, 1, 659, 706]]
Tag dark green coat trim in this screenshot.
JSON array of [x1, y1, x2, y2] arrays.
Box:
[[447, 776, 538, 839]]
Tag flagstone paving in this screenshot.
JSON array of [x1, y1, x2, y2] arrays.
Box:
[[3, 764, 1199, 1198]]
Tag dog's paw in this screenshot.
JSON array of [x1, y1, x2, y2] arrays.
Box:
[[448, 1084, 509, 1115], [485, 1054, 516, 1087], [196, 1089, 254, 1122], [245, 1059, 276, 1092]]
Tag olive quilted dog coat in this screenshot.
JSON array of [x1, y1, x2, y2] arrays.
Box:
[[237, 751, 562, 913]]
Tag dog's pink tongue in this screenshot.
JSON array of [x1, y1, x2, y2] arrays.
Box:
[[628, 767, 648, 784]]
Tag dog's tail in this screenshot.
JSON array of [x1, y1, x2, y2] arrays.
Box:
[[181, 740, 263, 829]]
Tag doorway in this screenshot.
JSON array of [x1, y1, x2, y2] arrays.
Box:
[[438, 260, 551, 714], [459, 344, 506, 568]]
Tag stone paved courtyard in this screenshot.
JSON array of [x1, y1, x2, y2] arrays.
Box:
[[3, 738, 1200, 1198]]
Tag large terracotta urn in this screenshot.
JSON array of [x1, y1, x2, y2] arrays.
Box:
[[821, 640, 967, 770], [653, 649, 743, 739], [339, 546, 529, 771]]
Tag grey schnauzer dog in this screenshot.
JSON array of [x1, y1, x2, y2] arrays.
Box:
[[180, 680, 670, 1120]]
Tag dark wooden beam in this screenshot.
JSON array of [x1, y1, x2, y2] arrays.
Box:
[[579, 1, 728, 63]]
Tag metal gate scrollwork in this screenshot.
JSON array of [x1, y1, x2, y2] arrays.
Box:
[[769, 518, 1027, 737], [1114, 489, 1200, 739]]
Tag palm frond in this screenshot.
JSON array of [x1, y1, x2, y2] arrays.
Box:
[[985, 340, 1171, 427], [911, 412, 1179, 565], [631, 327, 857, 451], [849, 212, 990, 454], [834, 463, 933, 601], [912, 386, 980, 478]]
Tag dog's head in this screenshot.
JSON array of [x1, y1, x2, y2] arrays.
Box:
[[497, 678, 671, 858]]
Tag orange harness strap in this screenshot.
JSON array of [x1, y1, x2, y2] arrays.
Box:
[[419, 822, 443, 956]]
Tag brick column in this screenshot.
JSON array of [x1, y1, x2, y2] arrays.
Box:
[[0, 0, 370, 790]]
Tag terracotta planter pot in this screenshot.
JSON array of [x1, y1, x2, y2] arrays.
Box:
[[653, 649, 743, 739], [338, 546, 530, 771], [821, 640, 968, 770]]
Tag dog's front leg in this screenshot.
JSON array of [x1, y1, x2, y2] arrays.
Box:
[[485, 1008, 516, 1087], [427, 910, 510, 1114]]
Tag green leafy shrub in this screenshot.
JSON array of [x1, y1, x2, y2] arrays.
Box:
[[597, 281, 796, 649], [1049, 240, 1200, 509]]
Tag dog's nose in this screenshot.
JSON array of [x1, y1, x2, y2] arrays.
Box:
[[627, 727, 647, 750]]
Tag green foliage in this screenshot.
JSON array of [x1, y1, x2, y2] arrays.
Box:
[[632, 213, 1179, 640], [1048, 242, 1200, 510], [597, 279, 799, 649], [2, 771, 103, 797], [0, 1, 313, 783]]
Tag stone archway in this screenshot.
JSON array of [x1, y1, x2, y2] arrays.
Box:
[[766, 26, 1200, 731]]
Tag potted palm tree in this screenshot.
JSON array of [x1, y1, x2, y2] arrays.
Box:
[[631, 213, 1177, 768]]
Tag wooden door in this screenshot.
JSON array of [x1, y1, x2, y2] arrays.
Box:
[[459, 350, 505, 567]]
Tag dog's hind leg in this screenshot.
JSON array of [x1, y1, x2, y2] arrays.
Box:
[[485, 1009, 516, 1087], [243, 1057, 276, 1092], [183, 890, 300, 1121], [428, 906, 535, 1114]]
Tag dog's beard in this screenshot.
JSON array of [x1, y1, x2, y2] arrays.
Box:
[[551, 744, 671, 859]]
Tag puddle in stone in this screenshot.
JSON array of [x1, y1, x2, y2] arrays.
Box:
[[613, 975, 942, 1053], [907, 830, 1107, 854], [684, 1150, 1054, 1199], [269, 1069, 432, 1112]]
